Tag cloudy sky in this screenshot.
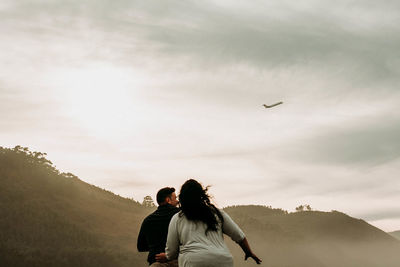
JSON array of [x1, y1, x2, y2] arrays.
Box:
[[1, 0, 400, 231]]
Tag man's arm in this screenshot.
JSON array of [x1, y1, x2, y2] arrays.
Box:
[[155, 214, 179, 262], [137, 221, 149, 252]]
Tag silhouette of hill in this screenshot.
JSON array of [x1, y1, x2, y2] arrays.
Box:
[[389, 230, 400, 240], [0, 146, 151, 267], [224, 205, 400, 267], [1, 146, 400, 267]]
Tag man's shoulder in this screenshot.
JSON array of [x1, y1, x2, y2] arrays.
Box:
[[157, 205, 180, 214], [169, 207, 180, 214], [144, 206, 178, 219], [142, 210, 158, 222], [146, 205, 179, 216]]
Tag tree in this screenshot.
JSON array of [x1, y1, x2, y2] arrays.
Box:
[[296, 204, 312, 212], [295, 205, 304, 212], [142, 196, 155, 207]]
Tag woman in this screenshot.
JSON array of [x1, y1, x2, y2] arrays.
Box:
[[156, 179, 261, 267]]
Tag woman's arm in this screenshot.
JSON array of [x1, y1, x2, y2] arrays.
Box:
[[238, 237, 262, 264], [221, 210, 262, 264]]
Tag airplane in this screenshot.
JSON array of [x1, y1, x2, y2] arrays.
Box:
[[263, 101, 283, 108]]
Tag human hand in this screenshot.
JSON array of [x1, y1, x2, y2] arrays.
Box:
[[155, 252, 168, 263], [245, 252, 262, 264]]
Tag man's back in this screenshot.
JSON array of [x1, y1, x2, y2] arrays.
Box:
[[137, 204, 179, 265]]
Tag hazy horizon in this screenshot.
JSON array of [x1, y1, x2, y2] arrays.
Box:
[[1, 0, 400, 231]]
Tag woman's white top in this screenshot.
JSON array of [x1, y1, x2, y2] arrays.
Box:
[[165, 209, 245, 267]]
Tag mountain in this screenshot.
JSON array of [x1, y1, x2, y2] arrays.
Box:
[[389, 230, 400, 240], [1, 146, 400, 267], [224, 206, 400, 267], [0, 146, 151, 267]]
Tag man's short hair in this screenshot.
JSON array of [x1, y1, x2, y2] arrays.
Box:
[[156, 187, 175, 205]]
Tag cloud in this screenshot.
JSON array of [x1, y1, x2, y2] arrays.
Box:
[[2, 0, 400, 231], [2, 0, 400, 87], [279, 114, 400, 166], [358, 209, 400, 221]]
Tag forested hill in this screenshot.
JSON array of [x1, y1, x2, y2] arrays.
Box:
[[0, 146, 151, 267], [224, 206, 400, 267], [1, 146, 400, 267]]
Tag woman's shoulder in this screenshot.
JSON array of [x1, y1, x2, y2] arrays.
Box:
[[171, 210, 186, 222], [216, 209, 237, 226], [212, 207, 227, 218], [217, 208, 225, 214]]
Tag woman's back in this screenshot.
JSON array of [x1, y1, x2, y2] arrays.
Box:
[[166, 210, 245, 267], [162, 179, 260, 266]]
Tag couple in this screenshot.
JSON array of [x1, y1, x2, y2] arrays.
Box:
[[137, 179, 262, 267]]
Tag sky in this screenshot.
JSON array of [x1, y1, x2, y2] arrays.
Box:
[[1, 0, 400, 231]]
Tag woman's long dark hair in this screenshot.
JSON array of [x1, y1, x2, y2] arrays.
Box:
[[179, 179, 223, 233]]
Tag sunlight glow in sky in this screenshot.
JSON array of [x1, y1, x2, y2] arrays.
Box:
[[1, 0, 400, 231]]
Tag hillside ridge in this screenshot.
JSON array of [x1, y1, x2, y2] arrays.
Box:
[[1, 146, 400, 267]]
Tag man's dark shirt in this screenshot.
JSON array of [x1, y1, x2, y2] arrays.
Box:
[[137, 204, 180, 265]]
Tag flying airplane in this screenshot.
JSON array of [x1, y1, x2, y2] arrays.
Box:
[[263, 101, 283, 108]]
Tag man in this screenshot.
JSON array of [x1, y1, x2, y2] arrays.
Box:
[[137, 187, 180, 266]]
